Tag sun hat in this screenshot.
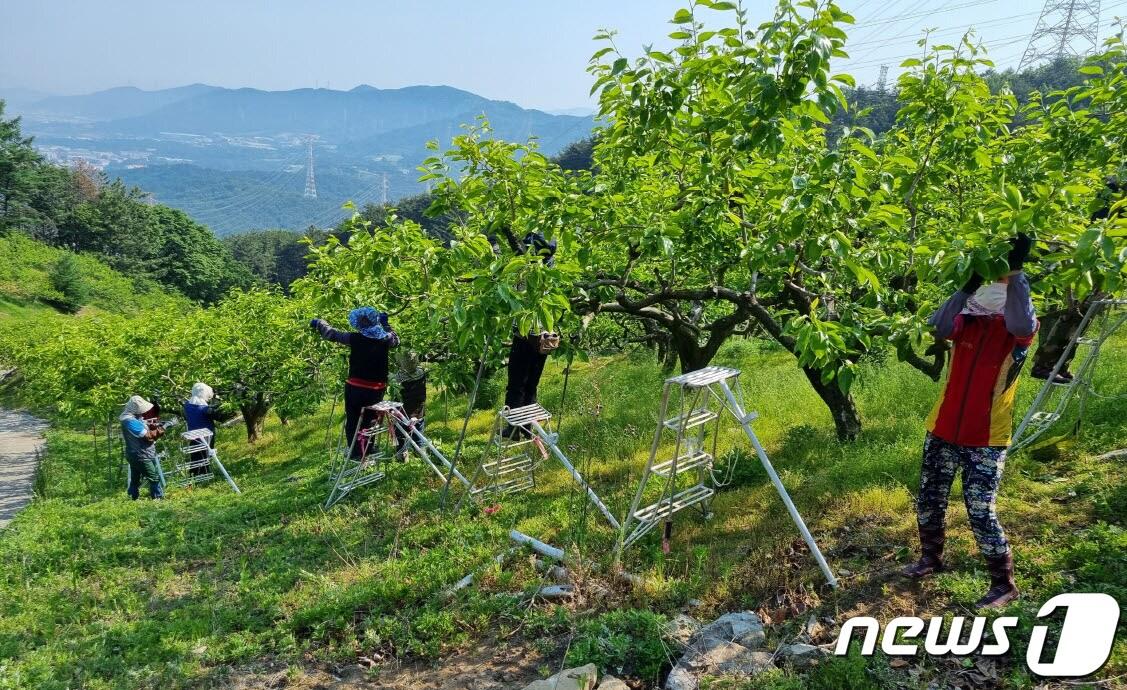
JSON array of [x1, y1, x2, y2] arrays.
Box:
[[348, 307, 391, 340]]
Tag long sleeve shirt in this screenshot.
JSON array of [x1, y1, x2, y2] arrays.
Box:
[[925, 272, 1039, 447], [313, 319, 399, 384]]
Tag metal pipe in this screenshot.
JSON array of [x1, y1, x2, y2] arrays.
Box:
[[616, 384, 672, 560], [509, 529, 566, 561]]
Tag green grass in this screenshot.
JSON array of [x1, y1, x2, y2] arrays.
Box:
[[0, 234, 184, 315], [0, 334, 1125, 688]]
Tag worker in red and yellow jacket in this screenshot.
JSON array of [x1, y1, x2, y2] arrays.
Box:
[[903, 234, 1037, 609]]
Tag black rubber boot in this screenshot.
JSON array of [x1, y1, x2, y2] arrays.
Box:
[[976, 551, 1019, 608], [902, 525, 945, 578]]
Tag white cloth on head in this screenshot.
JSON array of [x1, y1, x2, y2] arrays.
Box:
[[120, 395, 153, 421], [962, 282, 1007, 316], [189, 382, 214, 406]]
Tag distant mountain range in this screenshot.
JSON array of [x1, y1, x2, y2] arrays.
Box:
[[3, 83, 597, 234]]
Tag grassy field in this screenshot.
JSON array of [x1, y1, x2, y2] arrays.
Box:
[[0, 334, 1124, 689]]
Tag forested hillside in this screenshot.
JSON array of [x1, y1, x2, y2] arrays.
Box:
[[0, 102, 252, 302]]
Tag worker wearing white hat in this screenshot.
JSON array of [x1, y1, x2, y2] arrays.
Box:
[[120, 395, 165, 500]]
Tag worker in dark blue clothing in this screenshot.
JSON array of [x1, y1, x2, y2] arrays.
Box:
[[312, 307, 399, 457], [183, 382, 221, 476]]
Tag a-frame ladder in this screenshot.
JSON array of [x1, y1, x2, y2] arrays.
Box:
[[462, 403, 621, 530], [1012, 298, 1127, 453], [368, 401, 472, 490], [616, 366, 837, 588]]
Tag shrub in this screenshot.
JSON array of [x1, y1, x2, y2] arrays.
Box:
[[564, 609, 670, 684], [48, 254, 90, 313]]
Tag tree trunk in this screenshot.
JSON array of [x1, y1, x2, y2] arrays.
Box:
[[240, 393, 270, 443], [801, 366, 862, 442]]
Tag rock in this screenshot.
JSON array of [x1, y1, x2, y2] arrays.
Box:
[[776, 643, 829, 669], [523, 664, 598, 690], [664, 613, 702, 648], [666, 611, 772, 688], [665, 664, 697, 690], [693, 611, 766, 651], [597, 676, 630, 690]]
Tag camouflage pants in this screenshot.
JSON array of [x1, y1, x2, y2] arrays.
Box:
[[917, 433, 1010, 557]]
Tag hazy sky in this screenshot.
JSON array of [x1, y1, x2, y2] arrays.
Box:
[[3, 0, 1126, 111]]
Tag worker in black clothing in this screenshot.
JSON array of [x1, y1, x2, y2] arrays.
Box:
[[393, 350, 427, 461], [503, 232, 559, 438], [311, 307, 399, 458]]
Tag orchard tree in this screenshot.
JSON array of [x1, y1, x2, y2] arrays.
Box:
[[184, 289, 330, 442]]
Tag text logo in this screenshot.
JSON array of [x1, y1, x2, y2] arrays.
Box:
[[835, 593, 1119, 677]]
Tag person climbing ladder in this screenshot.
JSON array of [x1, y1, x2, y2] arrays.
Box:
[[311, 308, 399, 457], [393, 350, 427, 461]]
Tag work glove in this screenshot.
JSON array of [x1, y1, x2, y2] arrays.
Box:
[[960, 273, 984, 295], [309, 318, 321, 330], [1007, 232, 1033, 272]]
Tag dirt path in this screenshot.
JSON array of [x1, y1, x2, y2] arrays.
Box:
[[0, 408, 48, 529]]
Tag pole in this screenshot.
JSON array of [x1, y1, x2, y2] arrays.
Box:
[[439, 335, 490, 510]]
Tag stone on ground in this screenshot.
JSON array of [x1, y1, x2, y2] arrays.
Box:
[[596, 676, 630, 690], [664, 611, 771, 689], [522, 663, 598, 690]]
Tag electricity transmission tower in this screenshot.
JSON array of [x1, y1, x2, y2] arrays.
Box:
[[1019, 0, 1102, 71], [303, 137, 318, 199], [380, 173, 389, 206], [876, 65, 889, 92]]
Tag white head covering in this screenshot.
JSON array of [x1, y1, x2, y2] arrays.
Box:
[[188, 382, 214, 406], [962, 282, 1007, 316], [120, 395, 153, 421]]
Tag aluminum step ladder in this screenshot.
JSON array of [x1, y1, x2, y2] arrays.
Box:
[[616, 366, 837, 588], [462, 403, 621, 530], [168, 428, 241, 493], [369, 400, 472, 490], [1012, 299, 1127, 454], [325, 403, 393, 508]]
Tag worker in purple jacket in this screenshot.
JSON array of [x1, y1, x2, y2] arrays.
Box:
[[311, 307, 399, 458]]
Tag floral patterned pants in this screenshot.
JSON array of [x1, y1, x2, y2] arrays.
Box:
[[917, 433, 1010, 557]]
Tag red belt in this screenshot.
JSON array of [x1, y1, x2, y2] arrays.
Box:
[[347, 377, 387, 391]]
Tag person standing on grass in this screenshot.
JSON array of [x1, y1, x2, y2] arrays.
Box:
[[902, 234, 1037, 609], [393, 350, 427, 461], [120, 395, 165, 500], [311, 308, 399, 458], [183, 382, 220, 476]]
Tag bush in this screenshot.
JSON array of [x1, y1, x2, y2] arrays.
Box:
[[564, 609, 670, 684], [48, 254, 90, 313]]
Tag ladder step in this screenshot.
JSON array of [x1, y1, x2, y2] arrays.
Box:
[[336, 471, 385, 490], [501, 403, 552, 426], [1031, 411, 1061, 425], [651, 451, 713, 478], [482, 456, 534, 476], [1076, 337, 1099, 346], [633, 485, 715, 523], [472, 476, 534, 496], [666, 366, 740, 388], [663, 408, 718, 431], [494, 436, 537, 450]]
